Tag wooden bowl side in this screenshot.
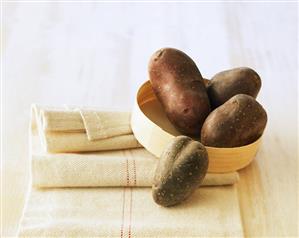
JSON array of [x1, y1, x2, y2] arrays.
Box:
[[206, 137, 262, 172]]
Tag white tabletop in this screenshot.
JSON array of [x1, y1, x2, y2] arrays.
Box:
[[2, 2, 298, 236]]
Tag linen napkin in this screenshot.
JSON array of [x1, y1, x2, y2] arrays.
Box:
[[18, 187, 243, 237], [42, 108, 132, 140], [32, 104, 141, 153], [18, 106, 244, 237], [31, 128, 239, 188], [31, 104, 239, 188]]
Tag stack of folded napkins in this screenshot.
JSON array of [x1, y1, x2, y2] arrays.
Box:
[[18, 105, 243, 237]]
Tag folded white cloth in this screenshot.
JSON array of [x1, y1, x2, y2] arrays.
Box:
[[42, 107, 132, 140], [31, 104, 239, 188], [19, 105, 243, 237], [18, 187, 243, 237], [31, 129, 239, 188], [32, 105, 141, 153]]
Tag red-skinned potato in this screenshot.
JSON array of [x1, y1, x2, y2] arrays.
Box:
[[208, 67, 262, 108], [148, 48, 211, 136], [201, 94, 267, 147]]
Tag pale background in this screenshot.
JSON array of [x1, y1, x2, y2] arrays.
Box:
[[2, 2, 298, 237]]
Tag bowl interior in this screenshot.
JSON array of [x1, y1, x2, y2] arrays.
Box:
[[140, 100, 181, 137]]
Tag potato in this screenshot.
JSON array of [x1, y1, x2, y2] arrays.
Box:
[[208, 67, 261, 108], [201, 94, 267, 147], [152, 136, 208, 207], [148, 48, 211, 136]]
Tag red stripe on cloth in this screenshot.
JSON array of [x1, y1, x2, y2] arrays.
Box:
[[128, 188, 133, 238], [133, 159, 137, 186], [120, 158, 130, 238], [126, 158, 130, 186], [120, 187, 126, 238], [128, 159, 137, 238]]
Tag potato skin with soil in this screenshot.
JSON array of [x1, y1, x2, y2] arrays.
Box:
[[148, 48, 211, 136], [201, 94, 267, 147], [208, 67, 261, 108], [152, 136, 209, 207]]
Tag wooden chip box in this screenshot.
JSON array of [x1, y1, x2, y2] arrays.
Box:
[[131, 81, 262, 173]]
